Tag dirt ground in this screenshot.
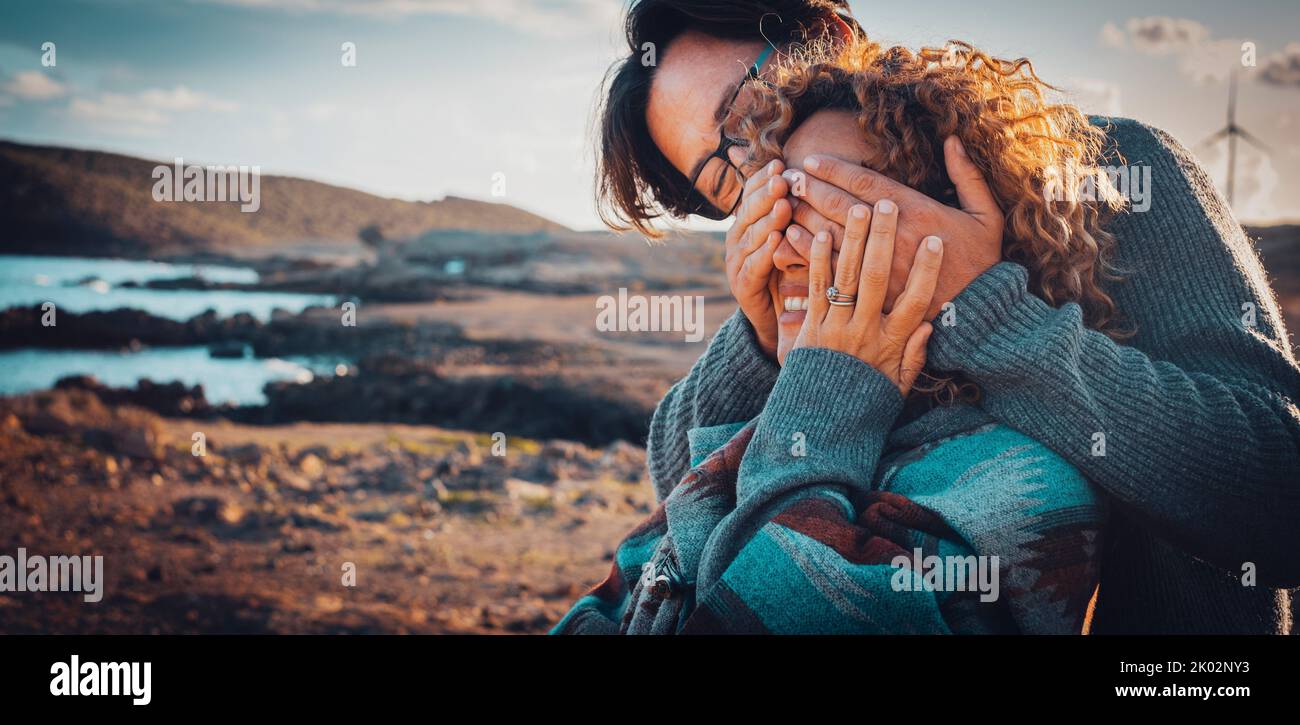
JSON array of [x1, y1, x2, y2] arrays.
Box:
[[0, 399, 656, 634]]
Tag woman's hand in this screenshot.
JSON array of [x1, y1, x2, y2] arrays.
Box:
[[782, 136, 1001, 317], [793, 200, 942, 396], [724, 159, 791, 359]]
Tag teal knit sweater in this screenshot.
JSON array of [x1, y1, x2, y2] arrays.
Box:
[[554, 349, 1106, 635], [643, 117, 1300, 634]]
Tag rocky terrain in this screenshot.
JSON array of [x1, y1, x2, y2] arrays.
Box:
[[1, 138, 1294, 635], [0, 386, 654, 634]]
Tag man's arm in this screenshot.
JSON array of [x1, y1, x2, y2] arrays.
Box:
[[928, 119, 1300, 585]]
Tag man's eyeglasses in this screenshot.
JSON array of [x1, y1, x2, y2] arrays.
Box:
[[681, 46, 775, 220]]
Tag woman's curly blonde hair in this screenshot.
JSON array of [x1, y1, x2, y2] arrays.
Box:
[[731, 36, 1129, 336]]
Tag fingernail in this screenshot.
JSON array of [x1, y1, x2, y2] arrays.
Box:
[[949, 136, 966, 157], [877, 199, 895, 214], [787, 226, 801, 241], [850, 205, 868, 220], [816, 231, 830, 243], [804, 156, 820, 172], [925, 236, 943, 252], [768, 160, 781, 174]]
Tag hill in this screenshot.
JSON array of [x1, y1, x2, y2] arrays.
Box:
[[0, 140, 566, 259]]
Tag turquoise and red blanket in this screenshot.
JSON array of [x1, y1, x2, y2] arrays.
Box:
[[552, 405, 1105, 635]]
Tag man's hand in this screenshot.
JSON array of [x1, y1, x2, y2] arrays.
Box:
[[724, 159, 790, 359], [781, 136, 1002, 316]]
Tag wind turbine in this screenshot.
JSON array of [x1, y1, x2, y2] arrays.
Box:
[[1200, 67, 1271, 207]]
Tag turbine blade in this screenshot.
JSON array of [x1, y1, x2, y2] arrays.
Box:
[[1198, 128, 1232, 148], [1236, 128, 1273, 154]]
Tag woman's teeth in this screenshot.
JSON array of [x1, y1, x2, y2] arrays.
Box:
[[783, 296, 809, 312]]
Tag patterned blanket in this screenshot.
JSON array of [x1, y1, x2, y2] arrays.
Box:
[[552, 412, 1105, 635]]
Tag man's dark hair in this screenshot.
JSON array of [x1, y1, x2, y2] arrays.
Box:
[[595, 0, 861, 235]]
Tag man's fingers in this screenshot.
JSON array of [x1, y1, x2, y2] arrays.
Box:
[[731, 174, 789, 249], [853, 199, 898, 319], [788, 194, 846, 250], [784, 168, 861, 227], [943, 136, 1000, 219], [745, 159, 785, 199], [884, 235, 944, 342], [739, 229, 782, 285], [802, 155, 913, 208], [737, 194, 792, 257]]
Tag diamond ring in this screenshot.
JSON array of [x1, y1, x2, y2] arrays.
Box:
[[826, 286, 857, 306]]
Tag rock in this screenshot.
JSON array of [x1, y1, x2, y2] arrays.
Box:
[[297, 453, 326, 479], [270, 464, 313, 492], [208, 341, 248, 359], [172, 496, 244, 526], [542, 440, 583, 461], [378, 461, 416, 492], [454, 440, 483, 467], [221, 443, 264, 465], [296, 444, 337, 464], [505, 478, 552, 503], [110, 414, 167, 460]]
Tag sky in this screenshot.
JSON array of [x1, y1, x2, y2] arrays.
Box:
[[0, 0, 1298, 230]]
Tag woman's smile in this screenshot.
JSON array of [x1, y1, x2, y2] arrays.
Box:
[[777, 282, 809, 323]]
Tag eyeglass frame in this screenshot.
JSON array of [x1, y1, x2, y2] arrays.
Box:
[[680, 45, 776, 220]]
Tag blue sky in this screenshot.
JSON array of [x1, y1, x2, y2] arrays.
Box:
[[1, 0, 1297, 229]]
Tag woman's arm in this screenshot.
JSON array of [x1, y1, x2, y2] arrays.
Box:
[[645, 309, 780, 502], [926, 119, 1300, 585], [646, 142, 1000, 501], [685, 347, 949, 634], [695, 204, 939, 591], [644, 161, 807, 501]]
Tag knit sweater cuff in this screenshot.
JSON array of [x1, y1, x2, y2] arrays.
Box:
[[696, 309, 781, 424], [687, 421, 750, 467], [927, 261, 1053, 376], [738, 347, 903, 499]]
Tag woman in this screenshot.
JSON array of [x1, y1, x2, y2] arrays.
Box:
[[554, 195, 1106, 634], [557, 21, 1127, 636], [580, 0, 1300, 634]]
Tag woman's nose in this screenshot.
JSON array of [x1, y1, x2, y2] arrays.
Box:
[[772, 229, 806, 272]]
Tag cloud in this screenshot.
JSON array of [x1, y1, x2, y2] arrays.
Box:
[[70, 94, 169, 126], [1069, 79, 1122, 116], [2, 70, 67, 100], [1098, 22, 1126, 50], [1261, 43, 1300, 88], [196, 0, 619, 38], [1179, 38, 1246, 84], [68, 85, 238, 133], [1124, 17, 1209, 56], [137, 86, 239, 113], [1101, 17, 1245, 84]]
